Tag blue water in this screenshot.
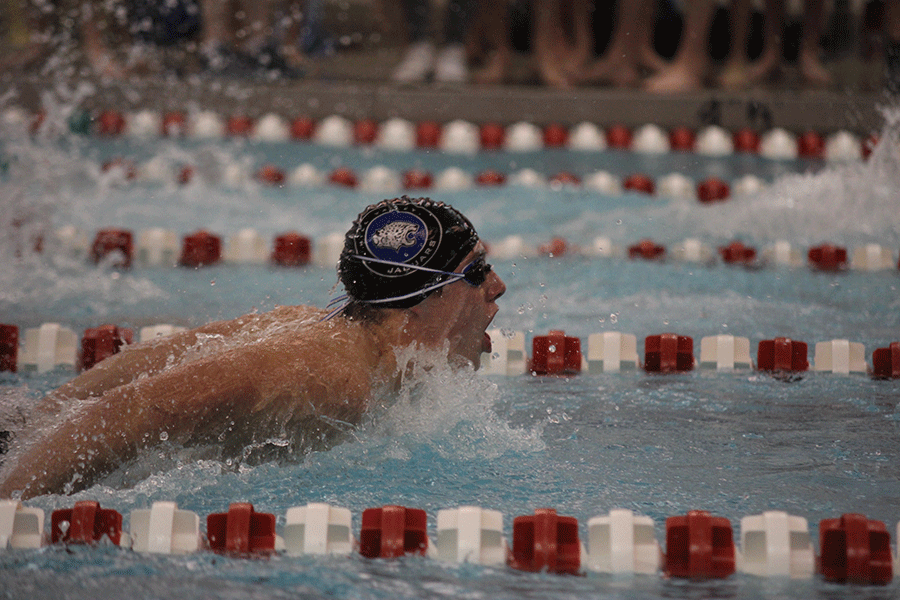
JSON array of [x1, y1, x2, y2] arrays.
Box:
[[1, 108, 899, 599]]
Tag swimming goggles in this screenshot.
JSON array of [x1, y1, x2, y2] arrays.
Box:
[[323, 255, 493, 319]]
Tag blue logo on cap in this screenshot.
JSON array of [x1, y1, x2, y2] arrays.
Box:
[[364, 211, 428, 264]]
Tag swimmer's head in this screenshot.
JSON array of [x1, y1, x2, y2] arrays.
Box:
[[338, 196, 480, 311]]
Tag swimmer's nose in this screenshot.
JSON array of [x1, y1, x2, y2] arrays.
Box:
[[486, 271, 506, 302]]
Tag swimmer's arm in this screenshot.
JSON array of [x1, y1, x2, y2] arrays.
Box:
[[28, 310, 309, 424], [1, 339, 368, 499]]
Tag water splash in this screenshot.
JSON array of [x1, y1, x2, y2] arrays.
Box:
[[358, 344, 545, 462]]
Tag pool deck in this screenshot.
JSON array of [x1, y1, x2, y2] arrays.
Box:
[[4, 46, 893, 135]]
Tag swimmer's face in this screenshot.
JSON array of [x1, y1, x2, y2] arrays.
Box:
[[410, 242, 506, 369]]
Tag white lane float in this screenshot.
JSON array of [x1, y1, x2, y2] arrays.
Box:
[[253, 113, 290, 142], [190, 110, 225, 139], [695, 125, 734, 156], [0, 500, 45, 549], [314, 115, 354, 147], [632, 124, 670, 154], [435, 166, 474, 190], [289, 163, 325, 187], [814, 339, 867, 374], [436, 506, 507, 565], [585, 509, 662, 574], [656, 173, 695, 201], [359, 166, 402, 192], [851, 243, 895, 271], [504, 121, 543, 152], [128, 501, 201, 554], [137, 228, 180, 267], [760, 128, 799, 160], [508, 168, 546, 188], [19, 323, 78, 374], [732, 174, 766, 196], [481, 329, 527, 375], [586, 332, 640, 373], [583, 171, 621, 195], [737, 511, 815, 578], [699, 335, 753, 370], [126, 109, 162, 138], [283, 503, 354, 556], [568, 122, 606, 151], [377, 117, 416, 151], [825, 130, 862, 162], [440, 119, 480, 155], [225, 228, 269, 264]]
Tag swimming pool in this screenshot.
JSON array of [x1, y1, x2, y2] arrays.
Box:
[[1, 105, 899, 599]]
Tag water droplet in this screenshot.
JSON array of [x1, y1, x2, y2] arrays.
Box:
[[159, 431, 168, 441], [210, 279, 216, 286], [610, 313, 618, 323], [548, 344, 557, 352]]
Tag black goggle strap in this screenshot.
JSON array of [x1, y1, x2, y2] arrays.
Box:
[[323, 255, 488, 321]]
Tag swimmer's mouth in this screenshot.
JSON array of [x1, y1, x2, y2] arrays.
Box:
[[482, 311, 498, 353]]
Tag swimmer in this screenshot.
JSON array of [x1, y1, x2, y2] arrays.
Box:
[[0, 197, 506, 499]]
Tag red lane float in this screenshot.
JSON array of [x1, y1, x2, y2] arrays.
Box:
[[539, 237, 568, 257], [207, 503, 277, 555], [353, 119, 379, 145], [271, 232, 311, 266], [415, 121, 442, 148], [606, 124, 632, 149], [91, 228, 134, 269], [178, 165, 195, 185], [549, 171, 581, 188], [290, 116, 316, 140], [0, 323, 18, 372], [96, 110, 126, 137], [628, 239, 666, 260], [543, 123, 569, 148], [668, 127, 696, 151], [757, 337, 808, 372], [51, 501, 123, 545], [530, 330, 582, 376], [402, 169, 433, 190], [798, 131, 826, 159], [818, 513, 893, 585], [665, 510, 735, 579], [718, 241, 758, 266], [79, 324, 133, 371], [644, 334, 694, 373], [255, 164, 286, 186], [479, 123, 505, 150], [696, 177, 730, 203], [623, 173, 655, 195], [808, 244, 848, 271], [862, 134, 879, 160], [101, 158, 137, 181], [475, 169, 506, 186], [161, 111, 187, 137], [226, 114, 253, 137], [733, 128, 761, 153], [328, 167, 358, 188], [508, 508, 581, 574], [872, 342, 900, 379], [29, 110, 45, 135], [359, 505, 428, 558], [179, 230, 222, 267]]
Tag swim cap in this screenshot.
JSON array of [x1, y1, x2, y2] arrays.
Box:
[[339, 196, 479, 308]]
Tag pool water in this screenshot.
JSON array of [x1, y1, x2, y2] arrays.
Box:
[[1, 108, 899, 600]]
